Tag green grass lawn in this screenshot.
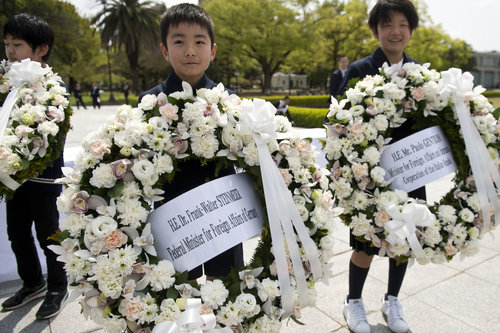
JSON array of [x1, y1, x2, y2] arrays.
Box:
[[489, 96, 500, 109], [69, 91, 138, 107]]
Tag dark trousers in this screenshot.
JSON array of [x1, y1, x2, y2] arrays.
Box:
[[6, 186, 67, 291], [76, 96, 86, 109]]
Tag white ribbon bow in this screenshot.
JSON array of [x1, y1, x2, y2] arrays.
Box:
[[0, 59, 51, 190], [152, 299, 232, 333], [237, 98, 323, 317], [438, 68, 500, 233], [385, 201, 435, 258]]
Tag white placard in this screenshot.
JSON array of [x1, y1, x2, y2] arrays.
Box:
[[148, 173, 265, 273], [380, 126, 457, 192]]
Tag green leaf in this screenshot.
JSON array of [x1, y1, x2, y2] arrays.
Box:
[[107, 180, 125, 198]]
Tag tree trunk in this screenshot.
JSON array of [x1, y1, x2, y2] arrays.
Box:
[[126, 47, 140, 94], [261, 62, 272, 95]]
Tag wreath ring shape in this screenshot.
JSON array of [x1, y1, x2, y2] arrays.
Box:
[[0, 59, 72, 199], [52, 82, 340, 332], [324, 62, 500, 264]]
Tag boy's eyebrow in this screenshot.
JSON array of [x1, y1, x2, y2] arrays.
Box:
[[169, 32, 209, 40]]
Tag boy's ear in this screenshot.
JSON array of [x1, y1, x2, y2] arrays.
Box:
[[160, 43, 170, 62], [35, 44, 49, 60], [210, 43, 217, 62], [371, 27, 379, 40]]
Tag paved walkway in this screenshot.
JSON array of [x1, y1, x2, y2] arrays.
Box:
[[1, 105, 499, 332]]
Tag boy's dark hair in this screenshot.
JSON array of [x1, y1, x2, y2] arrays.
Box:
[[368, 0, 419, 33], [3, 13, 54, 62], [160, 3, 214, 48], [337, 54, 348, 62]]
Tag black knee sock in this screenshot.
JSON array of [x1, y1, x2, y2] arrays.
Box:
[[387, 258, 408, 298], [348, 260, 370, 300]]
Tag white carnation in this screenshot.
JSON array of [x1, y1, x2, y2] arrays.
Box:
[[37, 121, 59, 136], [350, 213, 374, 237], [437, 205, 457, 224], [200, 279, 229, 309], [372, 114, 389, 132], [148, 260, 176, 291], [89, 163, 117, 188], [138, 94, 157, 110], [362, 146, 381, 165], [257, 278, 280, 302]]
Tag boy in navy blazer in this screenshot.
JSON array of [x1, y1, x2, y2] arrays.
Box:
[[137, 4, 243, 281], [340, 2, 421, 333]]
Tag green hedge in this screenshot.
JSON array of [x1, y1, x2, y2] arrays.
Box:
[[289, 106, 328, 128], [257, 95, 330, 106], [483, 90, 500, 98]]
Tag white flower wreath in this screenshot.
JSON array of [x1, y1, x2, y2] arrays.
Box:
[[51, 82, 340, 332], [0, 59, 72, 198], [324, 62, 500, 264]]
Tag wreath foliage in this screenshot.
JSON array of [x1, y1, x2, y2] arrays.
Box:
[[53, 83, 339, 332], [0, 59, 72, 198], [324, 63, 499, 263]]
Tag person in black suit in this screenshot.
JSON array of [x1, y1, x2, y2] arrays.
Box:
[[123, 82, 130, 105], [273, 96, 295, 125], [339, 1, 421, 333], [328, 54, 349, 99], [91, 82, 101, 109], [137, 4, 243, 281], [73, 82, 86, 109]]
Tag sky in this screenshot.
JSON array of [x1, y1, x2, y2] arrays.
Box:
[[66, 0, 500, 52]]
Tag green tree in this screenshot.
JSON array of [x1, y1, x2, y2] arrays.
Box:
[[204, 0, 307, 94], [407, 25, 474, 71], [0, 0, 102, 88], [91, 0, 165, 93]]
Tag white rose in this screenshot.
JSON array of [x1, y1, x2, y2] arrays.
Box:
[[349, 105, 365, 116], [370, 166, 386, 183], [92, 215, 118, 238], [131, 159, 158, 186], [459, 208, 475, 222], [335, 109, 353, 123]]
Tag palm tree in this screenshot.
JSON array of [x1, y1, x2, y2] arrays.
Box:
[[92, 0, 165, 93]]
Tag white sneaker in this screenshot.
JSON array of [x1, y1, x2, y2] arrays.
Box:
[[381, 295, 408, 333], [343, 297, 371, 333]]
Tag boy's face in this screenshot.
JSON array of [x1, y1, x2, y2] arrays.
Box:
[[3, 34, 47, 63], [338, 56, 349, 70], [372, 11, 412, 60], [161, 22, 216, 87]]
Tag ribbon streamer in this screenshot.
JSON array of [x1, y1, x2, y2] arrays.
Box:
[[237, 98, 322, 317], [439, 68, 500, 233], [152, 299, 232, 333], [0, 59, 51, 190], [385, 201, 435, 258]]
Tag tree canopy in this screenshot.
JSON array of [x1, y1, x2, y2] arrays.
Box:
[[204, 0, 308, 94], [0, 0, 475, 94], [91, 0, 165, 93], [0, 0, 103, 89]]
